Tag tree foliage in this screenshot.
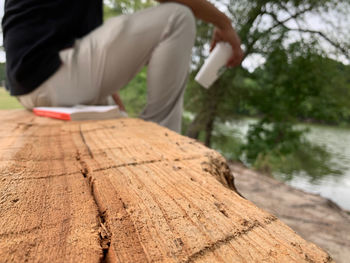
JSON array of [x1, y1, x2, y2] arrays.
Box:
[[104, 0, 155, 18], [184, 0, 350, 172], [102, 0, 350, 174]]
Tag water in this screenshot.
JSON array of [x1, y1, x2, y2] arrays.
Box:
[[218, 119, 350, 211], [286, 124, 350, 211]]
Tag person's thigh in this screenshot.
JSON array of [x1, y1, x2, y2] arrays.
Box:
[[69, 2, 194, 102]]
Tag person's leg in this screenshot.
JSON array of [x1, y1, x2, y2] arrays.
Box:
[[139, 5, 195, 132], [18, 3, 196, 132], [92, 3, 196, 132]]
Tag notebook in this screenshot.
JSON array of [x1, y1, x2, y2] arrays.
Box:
[[33, 105, 126, 121]]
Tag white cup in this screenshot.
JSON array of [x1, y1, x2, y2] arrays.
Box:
[[195, 42, 233, 89]]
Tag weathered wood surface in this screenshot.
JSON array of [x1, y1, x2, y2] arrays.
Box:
[[0, 110, 333, 263]]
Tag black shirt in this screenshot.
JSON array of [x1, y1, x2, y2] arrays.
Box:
[[2, 0, 103, 96]]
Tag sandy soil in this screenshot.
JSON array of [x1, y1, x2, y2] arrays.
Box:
[[230, 162, 350, 263]]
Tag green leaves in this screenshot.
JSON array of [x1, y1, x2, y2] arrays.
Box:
[[104, 0, 156, 18]]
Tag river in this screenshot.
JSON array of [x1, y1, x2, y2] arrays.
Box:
[[212, 118, 350, 211]]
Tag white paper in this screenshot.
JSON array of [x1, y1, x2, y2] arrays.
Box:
[[34, 105, 119, 114]]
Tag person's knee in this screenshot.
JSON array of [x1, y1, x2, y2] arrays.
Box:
[[103, 15, 129, 48], [178, 4, 196, 35], [169, 3, 196, 39]]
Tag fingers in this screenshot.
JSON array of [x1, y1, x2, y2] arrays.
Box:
[[210, 27, 223, 52], [210, 29, 216, 52], [210, 36, 218, 52], [112, 92, 126, 112], [210, 39, 217, 52], [226, 47, 244, 67], [210, 26, 244, 67], [227, 54, 243, 67]]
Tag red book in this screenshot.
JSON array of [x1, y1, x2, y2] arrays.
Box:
[[33, 105, 124, 121], [33, 108, 71, 120]]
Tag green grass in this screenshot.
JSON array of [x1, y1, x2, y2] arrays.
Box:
[[0, 87, 24, 109]]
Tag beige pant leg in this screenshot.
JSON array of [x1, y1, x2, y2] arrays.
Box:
[[18, 3, 196, 132]]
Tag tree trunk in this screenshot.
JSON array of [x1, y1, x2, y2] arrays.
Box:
[[186, 81, 222, 147], [205, 114, 215, 147], [0, 110, 333, 263], [186, 112, 203, 140]]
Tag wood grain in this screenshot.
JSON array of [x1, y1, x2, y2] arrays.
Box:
[[0, 110, 333, 262]]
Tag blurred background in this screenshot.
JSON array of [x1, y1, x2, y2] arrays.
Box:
[[0, 0, 349, 212]]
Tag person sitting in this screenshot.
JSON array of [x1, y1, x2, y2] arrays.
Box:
[[2, 0, 243, 132]]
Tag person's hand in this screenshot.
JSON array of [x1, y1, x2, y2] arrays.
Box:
[[210, 26, 244, 68], [112, 92, 126, 112]]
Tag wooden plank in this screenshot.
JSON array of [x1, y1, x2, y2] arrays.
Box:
[[0, 110, 333, 262]]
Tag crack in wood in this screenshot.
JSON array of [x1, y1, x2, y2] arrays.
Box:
[[97, 209, 112, 262], [0, 171, 81, 181], [75, 149, 111, 263], [92, 156, 203, 173], [79, 125, 94, 159], [3, 157, 77, 162], [184, 216, 278, 263], [15, 123, 35, 132]]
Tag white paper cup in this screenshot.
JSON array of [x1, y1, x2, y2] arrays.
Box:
[[195, 42, 233, 89]]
